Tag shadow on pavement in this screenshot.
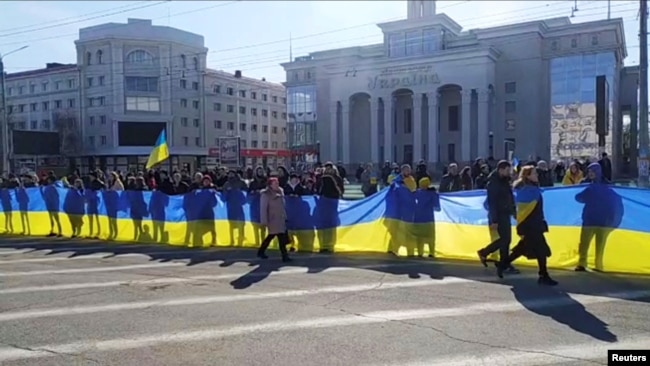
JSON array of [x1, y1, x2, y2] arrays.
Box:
[[1, 234, 648, 342]]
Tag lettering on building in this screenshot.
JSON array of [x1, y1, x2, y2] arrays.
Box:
[[367, 72, 441, 90]]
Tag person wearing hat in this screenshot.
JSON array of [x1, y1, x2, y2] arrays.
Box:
[[258, 177, 291, 262]]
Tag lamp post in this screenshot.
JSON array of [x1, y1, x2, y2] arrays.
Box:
[[0, 45, 29, 174], [316, 140, 321, 164], [488, 131, 494, 158]]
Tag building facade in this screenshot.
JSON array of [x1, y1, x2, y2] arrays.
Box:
[[3, 18, 287, 174], [282, 0, 629, 169]]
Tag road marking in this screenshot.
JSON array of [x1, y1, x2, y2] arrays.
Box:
[[0, 262, 427, 295], [0, 290, 646, 362], [0, 276, 491, 322], [373, 336, 650, 366], [0, 262, 187, 277]]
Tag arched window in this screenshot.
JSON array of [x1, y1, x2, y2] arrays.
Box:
[[126, 50, 154, 64], [193, 57, 199, 70], [180, 54, 187, 68], [86, 52, 92, 65], [96, 50, 103, 64]]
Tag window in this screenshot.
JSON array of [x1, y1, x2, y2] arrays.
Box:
[[126, 76, 158, 92], [18, 86, 24, 94], [447, 143, 456, 162], [282, 97, 287, 104], [240, 123, 246, 131], [97, 50, 103, 64], [89, 116, 95, 125], [262, 141, 269, 149], [251, 91, 257, 99], [195, 137, 201, 146], [505, 101, 517, 113], [98, 97, 105, 106], [183, 137, 189, 146], [30, 120, 37, 129], [100, 115, 106, 125], [181, 118, 188, 127], [41, 119, 50, 129], [505, 82, 516, 94], [214, 120, 222, 129], [18, 104, 25, 112], [192, 100, 200, 109], [67, 99, 75, 108], [551, 40, 558, 50], [251, 108, 257, 116], [54, 100, 62, 109], [125, 96, 160, 112], [6, 87, 12, 96], [423, 29, 438, 54], [101, 136, 107, 145], [389, 33, 405, 57], [227, 87, 234, 96], [404, 108, 412, 133], [262, 94, 268, 101], [272, 141, 278, 149], [239, 90, 246, 98], [405, 30, 422, 56], [41, 82, 48, 92], [192, 82, 199, 90], [181, 54, 187, 68], [571, 38, 578, 48], [213, 84, 221, 93], [448, 105, 459, 131], [272, 126, 278, 134], [181, 99, 188, 108], [29, 84, 35, 94], [180, 79, 187, 89], [227, 104, 234, 113], [282, 112, 287, 119], [272, 96, 278, 103], [239, 106, 246, 114], [86, 52, 92, 65], [98, 76, 105, 86], [227, 122, 235, 130], [272, 111, 278, 119], [193, 119, 199, 127], [240, 140, 247, 148], [193, 57, 199, 70], [212, 103, 220, 111], [505, 119, 516, 131], [591, 35, 599, 46], [55, 81, 61, 90], [68, 79, 76, 88], [30, 103, 37, 112], [252, 140, 258, 148], [42, 102, 49, 111], [251, 124, 258, 132], [88, 136, 95, 147], [262, 125, 268, 133], [262, 109, 268, 117], [126, 50, 154, 64], [87, 77, 93, 87]]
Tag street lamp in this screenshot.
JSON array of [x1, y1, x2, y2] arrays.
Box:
[[488, 131, 494, 158], [0, 45, 29, 174]]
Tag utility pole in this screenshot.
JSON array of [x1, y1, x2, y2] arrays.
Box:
[[0, 58, 7, 174], [638, 0, 649, 187]]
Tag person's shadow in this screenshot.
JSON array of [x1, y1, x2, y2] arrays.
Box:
[[575, 183, 624, 271], [85, 189, 101, 239], [286, 195, 315, 252], [511, 284, 617, 342], [63, 188, 85, 237], [17, 188, 30, 235], [193, 189, 217, 247], [183, 190, 198, 246], [41, 185, 62, 236], [149, 190, 169, 243], [247, 191, 266, 246], [313, 195, 340, 253], [102, 190, 120, 240], [223, 187, 246, 246], [127, 190, 148, 242], [0, 189, 14, 233]]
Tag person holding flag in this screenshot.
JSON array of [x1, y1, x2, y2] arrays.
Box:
[[146, 130, 170, 170]]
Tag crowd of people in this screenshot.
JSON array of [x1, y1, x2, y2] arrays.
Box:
[[0, 152, 615, 273]]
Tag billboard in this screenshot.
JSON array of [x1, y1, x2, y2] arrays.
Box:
[[218, 136, 240, 167]]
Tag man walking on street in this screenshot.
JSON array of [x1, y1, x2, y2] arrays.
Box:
[[477, 160, 520, 274]]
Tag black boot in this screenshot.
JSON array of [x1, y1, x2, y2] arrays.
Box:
[[257, 250, 268, 259], [477, 250, 488, 268], [282, 255, 292, 263], [538, 273, 558, 286]]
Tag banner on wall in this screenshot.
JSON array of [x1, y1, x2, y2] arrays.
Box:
[[218, 137, 240, 167]]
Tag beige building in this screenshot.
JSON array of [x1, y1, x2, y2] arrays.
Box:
[[282, 0, 632, 171], [3, 18, 287, 174]]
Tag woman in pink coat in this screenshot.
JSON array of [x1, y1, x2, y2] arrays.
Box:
[[257, 177, 292, 262]]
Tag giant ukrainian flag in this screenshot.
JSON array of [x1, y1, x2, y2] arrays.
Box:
[[146, 130, 170, 169]]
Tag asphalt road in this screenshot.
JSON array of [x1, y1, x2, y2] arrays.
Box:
[[0, 236, 649, 366]]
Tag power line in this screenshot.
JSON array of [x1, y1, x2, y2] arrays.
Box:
[[0, 1, 170, 38], [0, 1, 153, 33], [2, 0, 635, 75]]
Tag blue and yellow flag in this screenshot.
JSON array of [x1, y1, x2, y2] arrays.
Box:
[[146, 130, 170, 169], [515, 185, 540, 224]]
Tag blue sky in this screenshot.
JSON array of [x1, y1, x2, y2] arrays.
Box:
[[0, 1, 641, 83]]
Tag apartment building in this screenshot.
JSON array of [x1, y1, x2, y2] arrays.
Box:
[[2, 18, 287, 174]]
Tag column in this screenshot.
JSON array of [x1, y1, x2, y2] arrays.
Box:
[[427, 92, 439, 163], [477, 89, 489, 158], [383, 96, 393, 162], [461, 89, 472, 162], [329, 102, 338, 162], [341, 101, 350, 163], [370, 97, 379, 164], [412, 93, 422, 161]]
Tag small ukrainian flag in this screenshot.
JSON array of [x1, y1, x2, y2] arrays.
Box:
[[145, 130, 170, 169]]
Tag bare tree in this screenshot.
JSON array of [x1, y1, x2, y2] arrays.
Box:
[[54, 109, 81, 157]]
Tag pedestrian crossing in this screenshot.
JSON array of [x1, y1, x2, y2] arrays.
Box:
[[0, 238, 648, 366]]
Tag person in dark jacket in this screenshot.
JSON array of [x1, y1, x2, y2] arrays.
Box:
[[474, 164, 491, 189], [497, 166, 557, 285], [414, 160, 430, 184], [477, 160, 519, 274], [439, 163, 462, 193], [157, 170, 175, 195], [598, 152, 612, 182], [460, 166, 473, 190], [535, 160, 554, 187], [88, 172, 106, 191], [284, 174, 305, 196]]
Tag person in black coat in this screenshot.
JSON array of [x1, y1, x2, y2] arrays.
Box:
[[497, 165, 557, 285]]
